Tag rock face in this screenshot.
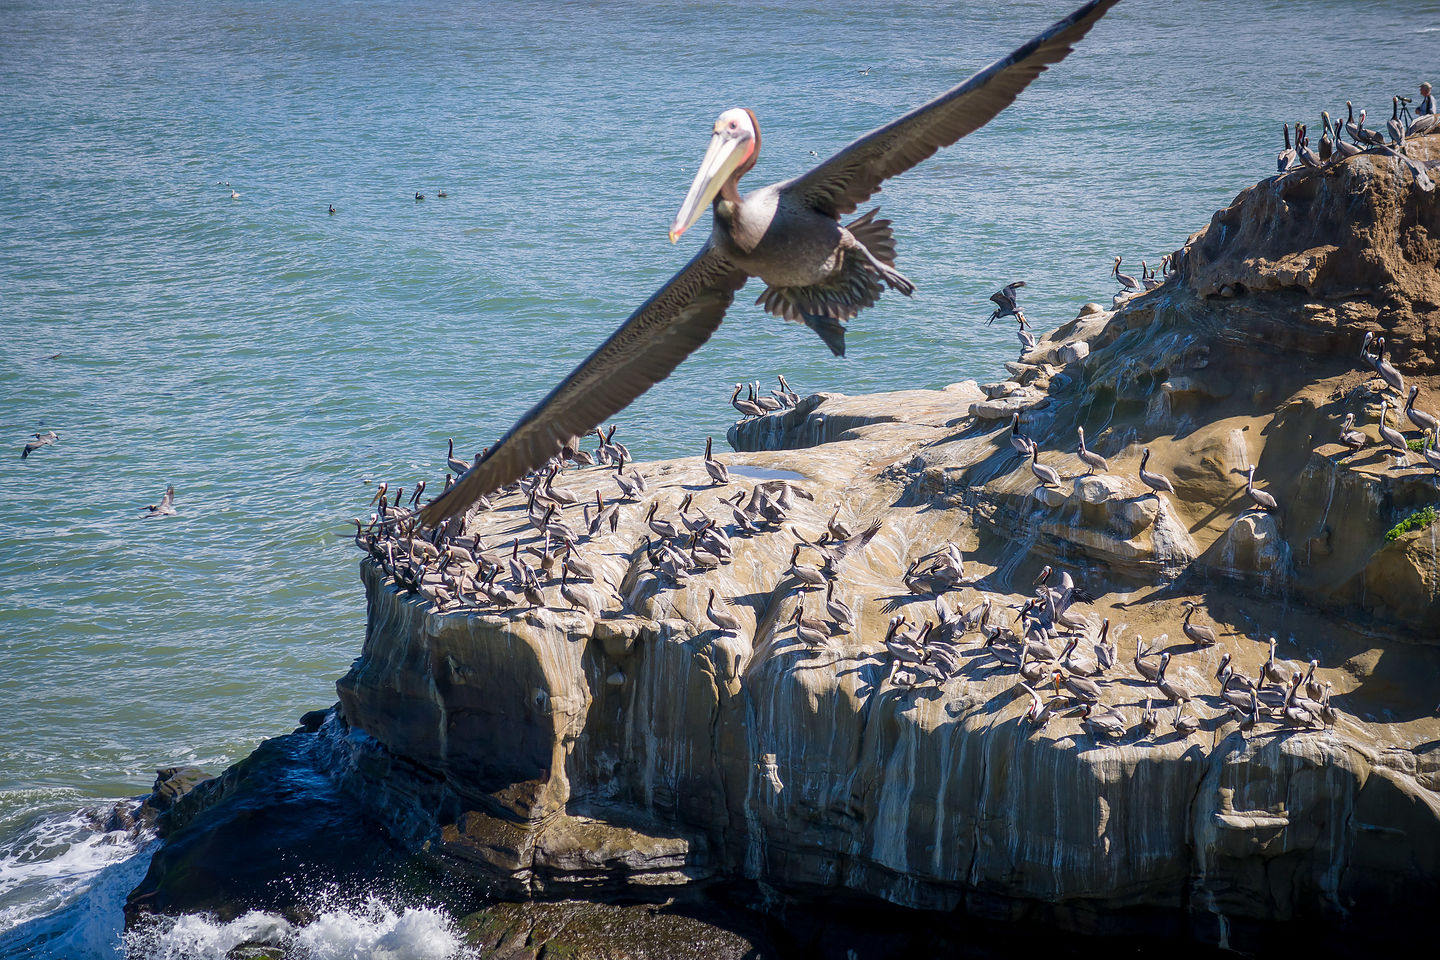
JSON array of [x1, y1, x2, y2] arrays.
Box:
[[129, 142, 1440, 953]]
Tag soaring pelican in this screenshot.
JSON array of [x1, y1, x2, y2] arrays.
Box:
[[419, 0, 1119, 526]]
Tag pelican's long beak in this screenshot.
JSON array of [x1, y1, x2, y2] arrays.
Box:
[[670, 119, 753, 243]]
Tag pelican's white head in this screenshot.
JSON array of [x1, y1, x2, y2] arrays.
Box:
[[670, 108, 759, 243]]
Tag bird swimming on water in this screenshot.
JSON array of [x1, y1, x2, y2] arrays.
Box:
[[418, 0, 1119, 526]]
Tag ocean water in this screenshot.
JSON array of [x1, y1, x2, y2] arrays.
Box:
[[1, 0, 1435, 955]]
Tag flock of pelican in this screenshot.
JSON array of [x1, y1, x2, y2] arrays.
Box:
[[350, 372, 1337, 742], [1347, 333, 1440, 474], [1275, 85, 1438, 192], [875, 564, 1337, 737], [339, 0, 1419, 745]]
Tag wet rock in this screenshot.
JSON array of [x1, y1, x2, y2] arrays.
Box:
[[125, 733, 418, 924], [136, 766, 215, 833]]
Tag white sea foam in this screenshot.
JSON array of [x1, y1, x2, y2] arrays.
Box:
[[122, 898, 475, 960], [0, 805, 473, 960], [0, 804, 155, 960]]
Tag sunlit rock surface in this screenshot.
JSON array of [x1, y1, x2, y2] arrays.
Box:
[[131, 141, 1440, 952]]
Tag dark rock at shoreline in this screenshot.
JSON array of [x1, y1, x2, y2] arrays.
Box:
[[124, 727, 420, 925]]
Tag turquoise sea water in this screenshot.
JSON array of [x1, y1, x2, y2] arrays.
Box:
[[1, 0, 1436, 954]]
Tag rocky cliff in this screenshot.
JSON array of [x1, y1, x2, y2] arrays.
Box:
[[129, 141, 1440, 956]]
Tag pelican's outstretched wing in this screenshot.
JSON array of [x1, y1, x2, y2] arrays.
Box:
[[785, 0, 1119, 217], [419, 247, 747, 525]]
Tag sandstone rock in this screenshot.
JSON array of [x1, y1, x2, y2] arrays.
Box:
[[970, 387, 1050, 419], [130, 131, 1440, 954], [1057, 340, 1090, 365]]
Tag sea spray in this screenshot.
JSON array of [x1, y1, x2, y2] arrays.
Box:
[[121, 897, 474, 960], [0, 804, 156, 960]]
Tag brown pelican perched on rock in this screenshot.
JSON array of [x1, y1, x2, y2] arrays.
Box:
[[1076, 426, 1108, 474], [1138, 447, 1175, 498], [1404, 385, 1437, 435], [1112, 255, 1142, 293], [1337, 412, 1366, 452], [1276, 123, 1295, 172], [1244, 464, 1278, 512], [1378, 400, 1412, 465], [417, 0, 1119, 526], [1180, 600, 1218, 647], [703, 436, 730, 485], [1155, 652, 1193, 703]]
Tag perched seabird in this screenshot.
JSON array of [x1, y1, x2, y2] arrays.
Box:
[[645, 503, 682, 540], [20, 430, 59, 459], [1078, 702, 1126, 738], [1262, 637, 1292, 686], [776, 374, 801, 406], [1112, 255, 1142, 293], [1330, 117, 1362, 159], [1093, 619, 1115, 672], [1216, 652, 1256, 692], [141, 484, 177, 518], [1019, 681, 1055, 728], [1337, 412, 1366, 452], [791, 604, 830, 646], [1076, 426, 1107, 474], [1009, 412, 1036, 457], [446, 438, 471, 475], [1404, 385, 1437, 435], [824, 581, 856, 631], [1140, 699, 1161, 738], [1378, 400, 1412, 465], [1277, 123, 1295, 172], [750, 383, 784, 413], [1244, 464, 1278, 512], [1138, 447, 1175, 497], [1051, 668, 1101, 703], [1423, 435, 1440, 474], [560, 565, 603, 616], [1180, 600, 1218, 646], [787, 542, 829, 589], [1172, 702, 1201, 738], [1156, 651, 1192, 703], [1388, 96, 1405, 145], [1372, 338, 1405, 395], [706, 588, 743, 633], [1295, 123, 1324, 169], [1029, 446, 1061, 489], [731, 383, 766, 419], [1016, 315, 1036, 357], [1352, 108, 1386, 147], [702, 436, 730, 485]]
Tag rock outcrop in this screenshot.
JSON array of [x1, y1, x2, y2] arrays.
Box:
[[129, 141, 1440, 955]]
